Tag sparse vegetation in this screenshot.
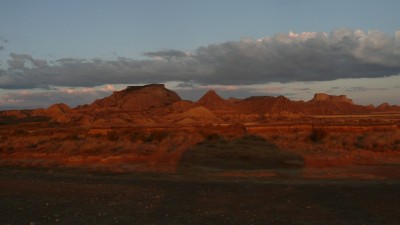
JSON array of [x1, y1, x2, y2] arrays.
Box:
[[144, 130, 169, 143], [130, 131, 145, 142], [309, 126, 328, 143], [13, 128, 29, 136], [1, 114, 400, 173], [67, 132, 80, 140], [205, 133, 226, 142], [107, 130, 119, 141], [240, 134, 267, 142]]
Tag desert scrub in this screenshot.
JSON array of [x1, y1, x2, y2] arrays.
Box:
[[241, 134, 266, 142], [145, 130, 169, 143], [205, 133, 226, 142], [107, 129, 119, 141], [13, 128, 29, 136], [352, 132, 400, 151], [130, 131, 146, 142], [309, 126, 328, 143]]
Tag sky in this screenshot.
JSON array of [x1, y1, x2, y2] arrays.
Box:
[[1, 0, 400, 110]]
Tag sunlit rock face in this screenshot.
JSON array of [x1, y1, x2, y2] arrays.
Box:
[[195, 90, 233, 111], [1, 84, 399, 126], [88, 84, 182, 112], [311, 93, 353, 104]]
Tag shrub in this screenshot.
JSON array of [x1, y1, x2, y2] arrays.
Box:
[[205, 133, 225, 142], [107, 130, 119, 141], [13, 128, 29, 136], [354, 135, 366, 149], [146, 130, 169, 143], [309, 127, 328, 142], [67, 133, 80, 140], [0, 135, 8, 141], [241, 134, 266, 142], [130, 131, 145, 142]]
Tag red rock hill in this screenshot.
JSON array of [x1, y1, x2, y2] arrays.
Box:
[[1, 84, 399, 125], [88, 84, 181, 112], [196, 90, 233, 110]]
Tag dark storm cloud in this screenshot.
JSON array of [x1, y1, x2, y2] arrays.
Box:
[[1, 29, 400, 89], [0, 46, 4, 51]]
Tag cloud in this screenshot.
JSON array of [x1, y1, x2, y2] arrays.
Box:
[[1, 28, 400, 89], [345, 86, 388, 92], [0, 36, 8, 51], [293, 88, 311, 91], [197, 29, 400, 84], [7, 53, 48, 69], [143, 49, 190, 60], [176, 81, 195, 88], [0, 53, 209, 89], [0, 37, 9, 43], [0, 87, 115, 110]]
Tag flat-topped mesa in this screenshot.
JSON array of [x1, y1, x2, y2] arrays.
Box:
[[125, 84, 166, 92], [89, 84, 181, 111], [311, 93, 353, 104]]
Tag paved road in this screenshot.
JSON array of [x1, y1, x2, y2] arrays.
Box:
[[1, 168, 400, 225]]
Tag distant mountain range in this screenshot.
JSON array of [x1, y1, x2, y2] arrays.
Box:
[[1, 84, 399, 126]]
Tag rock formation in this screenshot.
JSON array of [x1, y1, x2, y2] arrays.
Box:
[[196, 90, 233, 110], [1, 84, 399, 126], [88, 84, 181, 112], [311, 93, 353, 104]]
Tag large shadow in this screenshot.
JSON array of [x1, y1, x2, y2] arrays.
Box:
[[178, 134, 304, 172]]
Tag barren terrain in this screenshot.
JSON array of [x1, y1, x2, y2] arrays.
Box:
[[1, 167, 400, 225], [1, 84, 400, 224]]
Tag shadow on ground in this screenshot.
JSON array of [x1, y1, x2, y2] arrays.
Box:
[[178, 134, 304, 173]]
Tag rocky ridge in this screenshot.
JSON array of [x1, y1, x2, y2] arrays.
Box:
[[1, 84, 399, 126]]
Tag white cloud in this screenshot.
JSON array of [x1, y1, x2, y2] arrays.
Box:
[[0, 85, 116, 110]]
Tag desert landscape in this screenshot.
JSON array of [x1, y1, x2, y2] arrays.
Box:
[[1, 84, 400, 224], [1, 84, 399, 175], [2, 1, 400, 224]]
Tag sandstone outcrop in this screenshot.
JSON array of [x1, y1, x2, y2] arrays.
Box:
[[88, 84, 181, 112], [1, 84, 399, 126], [311, 93, 353, 104], [196, 90, 233, 111]]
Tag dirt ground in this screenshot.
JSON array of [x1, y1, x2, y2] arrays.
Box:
[[1, 167, 400, 225]]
